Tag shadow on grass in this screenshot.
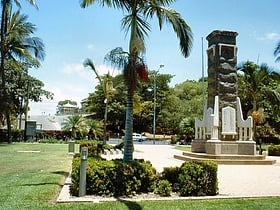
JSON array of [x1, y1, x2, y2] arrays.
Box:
[[19, 182, 59, 187], [51, 171, 70, 178], [117, 199, 142, 210], [18, 171, 70, 187]]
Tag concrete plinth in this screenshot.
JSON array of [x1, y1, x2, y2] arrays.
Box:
[[192, 139, 256, 155], [237, 141, 256, 155], [191, 139, 206, 153], [206, 140, 222, 155], [205, 140, 256, 155]]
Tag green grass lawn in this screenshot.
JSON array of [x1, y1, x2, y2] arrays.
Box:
[[175, 145, 192, 152], [0, 142, 279, 210]]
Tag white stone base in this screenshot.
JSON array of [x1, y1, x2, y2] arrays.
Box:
[[191, 139, 256, 155], [191, 139, 206, 153]]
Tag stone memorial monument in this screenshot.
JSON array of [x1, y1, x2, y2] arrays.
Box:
[[191, 30, 255, 155]]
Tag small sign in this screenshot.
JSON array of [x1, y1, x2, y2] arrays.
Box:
[[25, 121, 36, 136]]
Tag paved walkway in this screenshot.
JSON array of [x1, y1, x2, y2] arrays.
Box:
[[57, 145, 280, 202]]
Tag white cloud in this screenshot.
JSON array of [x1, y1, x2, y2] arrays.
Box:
[[96, 64, 121, 76], [61, 62, 94, 82], [29, 63, 121, 116], [87, 44, 95, 50], [61, 62, 120, 82], [258, 32, 280, 41]]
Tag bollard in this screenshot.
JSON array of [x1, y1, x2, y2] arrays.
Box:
[[68, 140, 75, 154], [79, 147, 88, 197]]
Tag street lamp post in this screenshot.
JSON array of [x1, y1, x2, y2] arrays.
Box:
[[153, 64, 164, 144]]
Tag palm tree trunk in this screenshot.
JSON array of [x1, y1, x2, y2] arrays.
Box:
[[123, 89, 134, 163], [103, 101, 108, 144], [0, 1, 12, 143], [6, 111, 12, 144]]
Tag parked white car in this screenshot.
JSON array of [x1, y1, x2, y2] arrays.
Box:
[[121, 133, 148, 142], [132, 133, 148, 142]]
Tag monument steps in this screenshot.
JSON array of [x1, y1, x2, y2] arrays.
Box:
[[174, 151, 276, 165]]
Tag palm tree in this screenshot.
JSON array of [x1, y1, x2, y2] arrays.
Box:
[[238, 61, 279, 140], [81, 0, 193, 163], [0, 1, 38, 100], [62, 115, 85, 139], [0, 8, 44, 143], [83, 58, 114, 144], [86, 119, 103, 140], [238, 61, 272, 111], [274, 40, 280, 62]]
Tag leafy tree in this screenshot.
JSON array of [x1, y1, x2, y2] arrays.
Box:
[[81, 0, 193, 163], [238, 61, 280, 138], [158, 92, 183, 134], [83, 72, 126, 136], [4, 62, 53, 129], [134, 71, 173, 133], [260, 74, 280, 131]]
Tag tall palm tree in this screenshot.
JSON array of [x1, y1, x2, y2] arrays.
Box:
[[238, 61, 272, 111], [83, 58, 114, 144], [238, 61, 279, 140], [81, 0, 193, 163], [0, 8, 44, 143], [1, 0, 38, 91]]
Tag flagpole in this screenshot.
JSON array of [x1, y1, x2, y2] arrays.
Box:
[[201, 37, 205, 108]]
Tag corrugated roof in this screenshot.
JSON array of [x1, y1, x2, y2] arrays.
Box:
[[21, 115, 72, 131]]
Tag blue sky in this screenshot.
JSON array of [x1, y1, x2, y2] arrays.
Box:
[[19, 0, 280, 115]]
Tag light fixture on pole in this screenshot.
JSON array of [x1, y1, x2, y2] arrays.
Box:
[[153, 64, 164, 144]]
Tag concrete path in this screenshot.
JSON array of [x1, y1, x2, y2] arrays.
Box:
[[57, 145, 280, 202]]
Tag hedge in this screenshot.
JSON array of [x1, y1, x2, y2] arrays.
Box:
[[177, 161, 218, 196], [162, 161, 218, 196], [70, 157, 157, 197], [70, 156, 218, 197], [268, 145, 280, 156]]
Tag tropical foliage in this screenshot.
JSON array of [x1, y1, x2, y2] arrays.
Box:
[[0, 2, 51, 143], [83, 75, 205, 137], [83, 61, 280, 143], [61, 115, 86, 139], [238, 61, 280, 139], [83, 58, 116, 144], [61, 115, 103, 140]]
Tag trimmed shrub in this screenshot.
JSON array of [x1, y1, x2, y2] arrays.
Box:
[[154, 180, 172, 196], [70, 157, 157, 197], [268, 145, 280, 156], [79, 140, 104, 157], [177, 161, 218, 196], [70, 158, 218, 197], [161, 166, 180, 190], [38, 138, 64, 144]]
